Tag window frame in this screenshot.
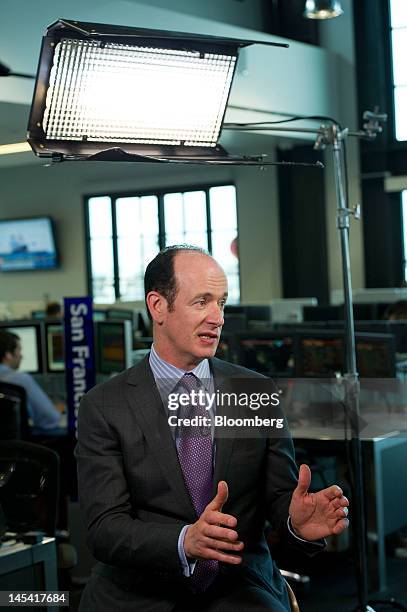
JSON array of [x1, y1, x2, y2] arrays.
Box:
[[84, 183, 240, 302], [388, 0, 407, 143]]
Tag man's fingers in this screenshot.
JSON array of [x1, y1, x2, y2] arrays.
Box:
[[335, 506, 348, 519], [206, 510, 237, 528], [203, 536, 244, 553], [295, 464, 312, 495], [324, 485, 344, 501], [208, 481, 229, 512], [204, 524, 239, 542], [332, 518, 349, 534]]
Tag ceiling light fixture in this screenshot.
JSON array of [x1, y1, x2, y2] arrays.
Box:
[[0, 142, 32, 155], [304, 0, 343, 19]]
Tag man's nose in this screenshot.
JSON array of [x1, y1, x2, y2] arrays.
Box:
[[207, 304, 224, 327]]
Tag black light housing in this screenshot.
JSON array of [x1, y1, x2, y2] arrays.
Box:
[[27, 19, 288, 164]]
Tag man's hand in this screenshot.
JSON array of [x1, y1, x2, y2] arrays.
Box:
[[289, 464, 349, 541], [184, 481, 244, 564]]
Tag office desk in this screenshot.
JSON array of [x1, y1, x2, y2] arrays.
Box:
[[0, 537, 59, 610], [291, 424, 407, 593]]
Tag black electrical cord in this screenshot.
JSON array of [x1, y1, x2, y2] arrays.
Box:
[[224, 114, 343, 130], [0, 61, 35, 79]]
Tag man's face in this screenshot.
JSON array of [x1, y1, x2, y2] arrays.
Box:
[[8, 341, 22, 370], [153, 252, 227, 370]]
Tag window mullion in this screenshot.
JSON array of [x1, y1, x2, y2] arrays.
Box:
[[205, 189, 212, 253], [84, 197, 93, 297], [111, 198, 120, 300], [158, 193, 165, 249]]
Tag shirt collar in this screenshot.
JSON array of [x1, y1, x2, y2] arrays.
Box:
[[0, 364, 12, 373], [149, 344, 211, 395]]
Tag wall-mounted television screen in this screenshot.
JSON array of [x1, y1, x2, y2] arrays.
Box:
[[0, 217, 58, 271]]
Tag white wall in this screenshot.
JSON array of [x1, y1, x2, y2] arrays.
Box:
[[137, 0, 266, 32], [319, 0, 365, 293], [0, 155, 282, 304]]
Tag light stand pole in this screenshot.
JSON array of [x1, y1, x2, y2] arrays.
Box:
[[224, 110, 389, 611], [325, 122, 372, 612]]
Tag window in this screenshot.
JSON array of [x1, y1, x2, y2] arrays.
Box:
[[390, 0, 407, 140], [85, 185, 240, 304], [402, 190, 407, 281]]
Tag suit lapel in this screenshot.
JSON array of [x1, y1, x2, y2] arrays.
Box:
[[211, 359, 237, 496], [124, 357, 196, 521]]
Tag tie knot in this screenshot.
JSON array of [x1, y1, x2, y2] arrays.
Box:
[[182, 372, 201, 393]]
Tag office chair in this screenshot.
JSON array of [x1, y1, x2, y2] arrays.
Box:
[[0, 440, 59, 535], [0, 382, 29, 440]]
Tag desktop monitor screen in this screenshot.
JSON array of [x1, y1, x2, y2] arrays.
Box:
[[106, 309, 134, 322], [298, 336, 344, 377], [45, 323, 65, 372], [297, 332, 396, 378], [96, 321, 132, 374], [31, 310, 46, 319], [0, 217, 58, 272], [237, 334, 295, 377], [356, 334, 396, 378], [215, 334, 237, 363], [92, 309, 107, 322], [3, 324, 42, 373]]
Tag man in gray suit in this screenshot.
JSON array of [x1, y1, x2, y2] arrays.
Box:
[[77, 245, 349, 611]]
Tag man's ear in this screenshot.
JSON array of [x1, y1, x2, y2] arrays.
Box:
[[146, 291, 167, 324], [3, 350, 13, 364]]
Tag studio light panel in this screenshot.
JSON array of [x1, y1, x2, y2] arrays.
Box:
[[43, 38, 237, 147]]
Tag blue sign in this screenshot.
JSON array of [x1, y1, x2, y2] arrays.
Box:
[[64, 297, 95, 435]]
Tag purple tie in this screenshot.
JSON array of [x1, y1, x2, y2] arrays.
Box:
[[177, 373, 218, 592]]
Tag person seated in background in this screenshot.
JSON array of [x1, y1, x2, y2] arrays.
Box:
[[0, 330, 64, 434], [46, 301, 62, 318], [383, 300, 407, 321]]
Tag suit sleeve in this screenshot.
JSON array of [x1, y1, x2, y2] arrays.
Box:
[[75, 392, 184, 573]]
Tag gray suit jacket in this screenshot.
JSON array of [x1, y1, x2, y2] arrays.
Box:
[[76, 356, 321, 611]]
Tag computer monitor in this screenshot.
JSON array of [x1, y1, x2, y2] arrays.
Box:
[[356, 333, 396, 378], [270, 298, 317, 323], [134, 310, 151, 337], [243, 305, 271, 327], [106, 308, 134, 323], [92, 309, 107, 322], [388, 321, 407, 353], [96, 320, 133, 375], [0, 321, 43, 374], [31, 310, 46, 319], [297, 330, 396, 378], [303, 305, 344, 322], [303, 303, 377, 322], [236, 332, 295, 377], [296, 332, 344, 378], [215, 333, 238, 363], [45, 321, 65, 372], [222, 313, 247, 333], [353, 303, 377, 321]]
